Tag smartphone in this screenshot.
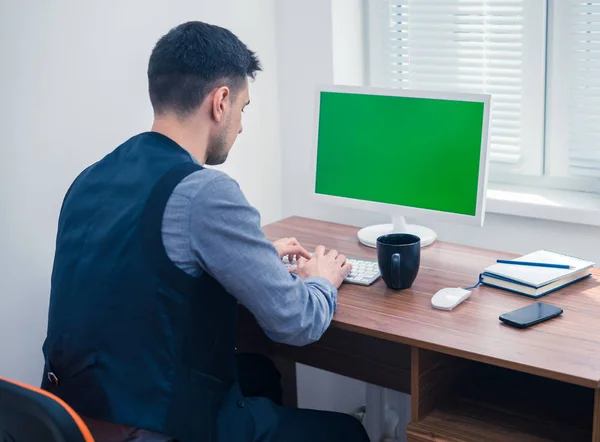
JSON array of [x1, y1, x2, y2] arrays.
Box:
[[499, 302, 563, 329]]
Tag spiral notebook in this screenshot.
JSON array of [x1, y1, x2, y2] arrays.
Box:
[[481, 250, 594, 298]]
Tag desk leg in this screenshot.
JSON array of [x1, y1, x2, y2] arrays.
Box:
[[594, 388, 600, 442], [273, 356, 297, 408]]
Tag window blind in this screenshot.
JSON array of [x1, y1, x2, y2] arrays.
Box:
[[368, 0, 546, 174], [550, 1, 600, 178]]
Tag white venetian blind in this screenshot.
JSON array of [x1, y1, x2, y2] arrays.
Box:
[[548, 1, 600, 178], [368, 0, 546, 175]]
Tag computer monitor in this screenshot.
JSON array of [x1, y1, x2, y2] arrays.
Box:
[[312, 85, 491, 247]]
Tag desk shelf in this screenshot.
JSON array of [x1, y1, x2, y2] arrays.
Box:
[[408, 396, 591, 442], [409, 348, 595, 442]]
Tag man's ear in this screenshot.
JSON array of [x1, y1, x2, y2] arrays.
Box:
[[211, 86, 231, 123]]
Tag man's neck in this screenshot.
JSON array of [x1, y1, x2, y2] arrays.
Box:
[[151, 117, 208, 164]]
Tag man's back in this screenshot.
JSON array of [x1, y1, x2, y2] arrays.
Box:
[[42, 132, 247, 441]]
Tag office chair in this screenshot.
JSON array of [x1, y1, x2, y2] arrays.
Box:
[[0, 376, 94, 442]]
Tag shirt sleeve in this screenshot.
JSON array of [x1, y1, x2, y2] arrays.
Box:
[[187, 174, 337, 346]]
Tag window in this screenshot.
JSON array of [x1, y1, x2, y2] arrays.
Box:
[[366, 0, 600, 193]]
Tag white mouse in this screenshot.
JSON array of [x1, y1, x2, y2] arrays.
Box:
[[431, 287, 471, 311]]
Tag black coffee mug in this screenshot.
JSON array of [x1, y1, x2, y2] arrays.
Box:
[[376, 233, 421, 290]]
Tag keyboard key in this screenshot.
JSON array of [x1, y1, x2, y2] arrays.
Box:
[[282, 256, 379, 286]]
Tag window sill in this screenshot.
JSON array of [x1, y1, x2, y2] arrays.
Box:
[[486, 183, 600, 227]]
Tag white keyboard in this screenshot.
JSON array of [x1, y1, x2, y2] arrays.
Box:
[[282, 255, 380, 286]]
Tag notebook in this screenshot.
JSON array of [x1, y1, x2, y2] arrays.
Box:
[[482, 250, 595, 298]]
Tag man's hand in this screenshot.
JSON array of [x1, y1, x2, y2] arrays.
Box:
[[273, 237, 311, 266], [294, 245, 352, 289]]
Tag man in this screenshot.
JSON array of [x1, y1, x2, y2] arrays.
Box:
[[41, 20, 369, 442]]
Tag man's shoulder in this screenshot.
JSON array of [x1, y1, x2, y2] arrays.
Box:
[[173, 168, 242, 200]]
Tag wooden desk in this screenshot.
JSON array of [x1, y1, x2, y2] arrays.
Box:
[[236, 216, 600, 441]]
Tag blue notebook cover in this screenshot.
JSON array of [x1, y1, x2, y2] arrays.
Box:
[[481, 273, 592, 298]]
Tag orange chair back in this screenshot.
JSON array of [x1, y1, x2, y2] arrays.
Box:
[[0, 376, 94, 441]]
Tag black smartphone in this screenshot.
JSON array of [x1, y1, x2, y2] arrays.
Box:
[[499, 302, 563, 329]]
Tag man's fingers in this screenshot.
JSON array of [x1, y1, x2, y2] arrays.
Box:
[[285, 237, 310, 259], [327, 249, 339, 259], [342, 262, 353, 275], [279, 245, 308, 259], [296, 245, 311, 260], [314, 245, 326, 257], [335, 253, 347, 265]]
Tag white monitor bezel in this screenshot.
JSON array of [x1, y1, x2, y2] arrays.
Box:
[[310, 84, 491, 226]]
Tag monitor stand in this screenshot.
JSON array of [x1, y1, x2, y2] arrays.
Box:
[[357, 215, 436, 248]]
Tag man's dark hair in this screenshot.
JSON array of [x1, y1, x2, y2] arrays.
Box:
[[148, 21, 261, 116]]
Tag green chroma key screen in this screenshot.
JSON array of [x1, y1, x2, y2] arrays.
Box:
[[315, 91, 485, 216]]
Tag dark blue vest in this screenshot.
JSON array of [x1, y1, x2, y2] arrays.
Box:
[[41, 132, 253, 441]]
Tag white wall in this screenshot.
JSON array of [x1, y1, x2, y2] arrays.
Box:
[[275, 0, 600, 413], [332, 0, 366, 86], [0, 0, 281, 384]]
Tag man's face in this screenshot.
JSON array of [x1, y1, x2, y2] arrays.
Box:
[[205, 79, 250, 166]]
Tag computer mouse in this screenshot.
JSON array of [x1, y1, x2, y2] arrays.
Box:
[[431, 287, 471, 311]]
